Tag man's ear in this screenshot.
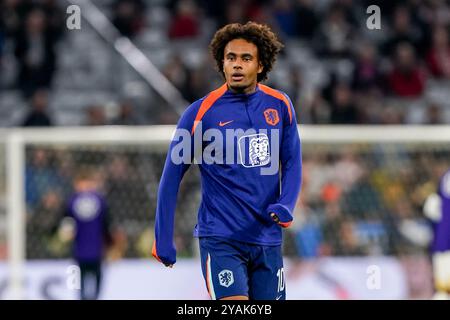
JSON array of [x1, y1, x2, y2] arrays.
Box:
[[258, 63, 263, 74]]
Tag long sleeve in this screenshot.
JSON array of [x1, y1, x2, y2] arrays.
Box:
[[266, 94, 302, 228], [152, 104, 198, 265]]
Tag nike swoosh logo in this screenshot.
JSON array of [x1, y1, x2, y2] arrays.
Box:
[[276, 295, 282, 300], [219, 120, 234, 127]]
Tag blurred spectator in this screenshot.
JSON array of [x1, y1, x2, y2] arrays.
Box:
[[272, 0, 298, 38], [425, 103, 444, 125], [40, 0, 65, 41], [111, 102, 140, 125], [104, 155, 150, 226], [86, 105, 107, 126], [112, 0, 146, 38], [295, 0, 319, 40], [223, 0, 249, 25], [0, 0, 28, 38], [27, 188, 64, 259], [303, 91, 331, 124], [342, 170, 383, 220], [379, 105, 404, 124], [382, 5, 423, 57], [333, 0, 360, 28], [184, 68, 210, 102], [320, 201, 343, 255], [314, 4, 354, 58], [333, 150, 364, 192], [387, 42, 426, 98], [351, 42, 382, 93], [329, 83, 359, 124], [426, 25, 450, 79], [335, 219, 368, 256], [21, 89, 53, 127], [168, 0, 200, 39], [163, 54, 190, 99], [292, 189, 323, 259], [25, 149, 60, 211], [14, 7, 58, 97]]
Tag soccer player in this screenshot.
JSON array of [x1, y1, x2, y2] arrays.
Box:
[[152, 22, 302, 300], [423, 168, 450, 299], [61, 169, 112, 300]]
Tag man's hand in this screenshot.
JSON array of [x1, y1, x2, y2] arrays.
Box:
[[270, 212, 292, 228], [152, 241, 176, 267], [267, 204, 293, 228]]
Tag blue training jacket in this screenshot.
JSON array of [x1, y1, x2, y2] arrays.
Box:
[[153, 83, 302, 265]]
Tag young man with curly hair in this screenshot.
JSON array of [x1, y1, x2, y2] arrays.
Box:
[[153, 22, 302, 300]]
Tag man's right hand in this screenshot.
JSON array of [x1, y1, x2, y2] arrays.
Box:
[[152, 241, 176, 267]]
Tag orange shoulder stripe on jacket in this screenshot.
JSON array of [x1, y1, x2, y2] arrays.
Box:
[[191, 84, 228, 134], [258, 84, 292, 124]]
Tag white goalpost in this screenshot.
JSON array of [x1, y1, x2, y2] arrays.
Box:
[[3, 125, 450, 299]]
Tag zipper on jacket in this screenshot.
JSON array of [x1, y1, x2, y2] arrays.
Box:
[[244, 95, 254, 128]]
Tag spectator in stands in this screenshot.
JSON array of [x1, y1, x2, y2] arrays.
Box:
[[163, 54, 191, 99], [21, 89, 53, 127], [1, 0, 27, 39], [342, 169, 383, 220], [303, 91, 331, 124], [382, 5, 423, 57], [14, 7, 57, 97], [320, 201, 344, 255], [222, 1, 248, 25], [25, 149, 60, 212], [379, 105, 404, 124], [272, 0, 298, 38], [168, 0, 200, 39], [28, 189, 63, 259], [293, 189, 323, 259], [426, 25, 450, 79], [86, 105, 107, 126], [184, 68, 210, 103], [351, 42, 382, 93], [295, 0, 319, 40], [330, 83, 359, 124], [387, 42, 426, 98], [111, 102, 140, 125], [40, 0, 65, 41], [335, 218, 368, 256], [425, 103, 444, 125], [314, 3, 354, 58], [112, 0, 146, 38]]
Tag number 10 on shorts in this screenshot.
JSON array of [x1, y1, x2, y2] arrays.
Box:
[[277, 267, 285, 293]]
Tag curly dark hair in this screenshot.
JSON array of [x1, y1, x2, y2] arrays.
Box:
[[209, 22, 284, 83]]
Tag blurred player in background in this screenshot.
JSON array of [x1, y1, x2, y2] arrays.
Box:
[[153, 22, 302, 300], [58, 169, 112, 300], [423, 168, 450, 299]]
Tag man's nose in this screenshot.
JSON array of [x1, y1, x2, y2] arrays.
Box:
[[233, 60, 243, 69]]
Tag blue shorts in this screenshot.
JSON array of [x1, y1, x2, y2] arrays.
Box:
[[199, 236, 286, 300]]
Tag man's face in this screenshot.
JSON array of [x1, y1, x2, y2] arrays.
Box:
[[223, 38, 263, 94]]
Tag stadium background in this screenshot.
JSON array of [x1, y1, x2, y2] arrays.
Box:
[[0, 0, 449, 299]]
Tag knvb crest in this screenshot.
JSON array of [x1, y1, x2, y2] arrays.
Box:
[[264, 108, 279, 126], [238, 133, 271, 168], [218, 269, 234, 288]]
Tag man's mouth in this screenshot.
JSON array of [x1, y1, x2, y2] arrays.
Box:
[[231, 73, 244, 81]]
